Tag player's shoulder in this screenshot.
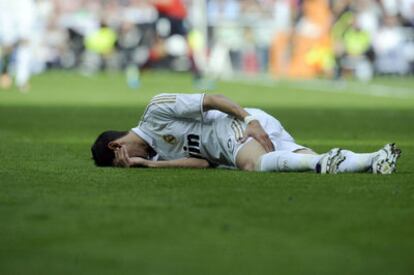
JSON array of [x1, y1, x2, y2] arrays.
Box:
[[142, 93, 181, 120], [149, 93, 178, 104], [149, 93, 205, 105]]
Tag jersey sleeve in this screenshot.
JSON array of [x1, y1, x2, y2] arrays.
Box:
[[142, 93, 205, 121]]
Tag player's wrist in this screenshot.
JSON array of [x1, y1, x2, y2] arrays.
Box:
[[130, 158, 149, 167], [244, 115, 259, 125]]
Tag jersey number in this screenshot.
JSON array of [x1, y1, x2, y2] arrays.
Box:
[[185, 134, 202, 158]]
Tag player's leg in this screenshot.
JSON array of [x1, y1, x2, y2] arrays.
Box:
[[236, 109, 401, 174], [256, 144, 402, 174], [235, 138, 266, 171], [253, 113, 401, 174], [0, 45, 12, 73], [258, 138, 322, 172], [271, 112, 402, 174], [235, 139, 325, 172], [337, 143, 401, 174], [0, 45, 14, 89], [257, 147, 349, 173], [14, 0, 35, 92], [258, 150, 322, 172], [235, 139, 401, 174], [0, 11, 15, 89], [15, 39, 32, 91], [335, 150, 376, 173], [236, 109, 325, 172]]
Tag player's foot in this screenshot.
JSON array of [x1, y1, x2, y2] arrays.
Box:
[[371, 143, 401, 174], [18, 83, 31, 93], [316, 148, 346, 174], [0, 74, 12, 90]]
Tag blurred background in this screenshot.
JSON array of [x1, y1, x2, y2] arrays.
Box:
[[1, 0, 414, 92]]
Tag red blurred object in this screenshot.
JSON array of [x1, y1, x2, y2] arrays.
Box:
[[243, 51, 259, 75], [154, 0, 187, 19]]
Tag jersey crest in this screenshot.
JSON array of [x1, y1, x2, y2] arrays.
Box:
[[163, 135, 177, 144]]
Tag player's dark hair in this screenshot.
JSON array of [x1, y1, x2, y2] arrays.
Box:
[[91, 130, 128, 167]]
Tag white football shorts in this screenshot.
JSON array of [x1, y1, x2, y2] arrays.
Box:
[[233, 108, 308, 162]]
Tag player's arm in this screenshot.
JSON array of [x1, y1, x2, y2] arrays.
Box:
[[138, 158, 210, 169], [203, 94, 274, 152], [114, 146, 210, 168]]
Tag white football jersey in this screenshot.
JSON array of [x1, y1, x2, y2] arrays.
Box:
[[131, 93, 246, 167], [131, 93, 304, 167]]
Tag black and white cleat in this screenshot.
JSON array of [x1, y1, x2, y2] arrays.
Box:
[[316, 148, 346, 174], [372, 143, 402, 174]]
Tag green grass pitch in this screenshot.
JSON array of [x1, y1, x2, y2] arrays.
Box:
[[1, 72, 414, 275]]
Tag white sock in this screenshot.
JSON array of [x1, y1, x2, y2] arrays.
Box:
[[258, 151, 322, 172], [337, 150, 377, 173], [16, 44, 32, 88]]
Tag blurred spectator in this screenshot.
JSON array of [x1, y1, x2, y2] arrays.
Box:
[[151, 0, 203, 81], [208, 0, 241, 22], [153, 0, 187, 35], [354, 0, 381, 38], [400, 0, 414, 27], [83, 22, 118, 73], [0, 0, 36, 92], [269, 0, 295, 76], [287, 0, 333, 78], [207, 0, 414, 79], [373, 15, 411, 75]]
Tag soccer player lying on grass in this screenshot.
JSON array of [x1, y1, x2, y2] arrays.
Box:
[[91, 93, 401, 174]]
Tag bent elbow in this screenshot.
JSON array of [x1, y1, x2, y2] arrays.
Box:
[[203, 94, 226, 111]]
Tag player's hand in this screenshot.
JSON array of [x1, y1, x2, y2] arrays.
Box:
[[114, 146, 147, 168], [113, 146, 132, 167], [241, 120, 274, 152]]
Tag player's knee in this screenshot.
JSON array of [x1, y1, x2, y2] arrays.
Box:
[[240, 160, 257, 172], [293, 148, 317, 155]]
